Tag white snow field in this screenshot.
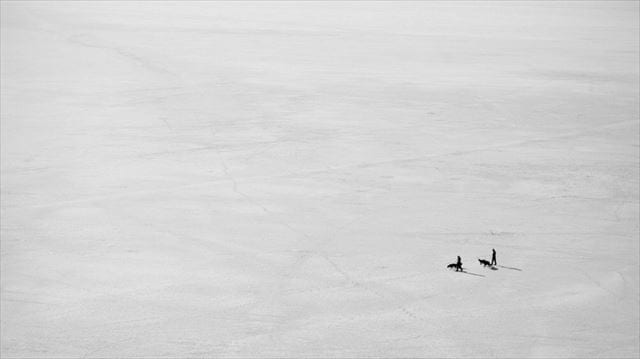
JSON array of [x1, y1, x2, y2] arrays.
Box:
[[1, 1, 639, 358]]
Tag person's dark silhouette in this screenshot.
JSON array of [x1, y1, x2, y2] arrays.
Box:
[[491, 249, 497, 266], [456, 256, 462, 272]]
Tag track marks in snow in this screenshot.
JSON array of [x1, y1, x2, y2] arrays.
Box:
[[216, 147, 313, 247], [65, 32, 176, 77], [284, 118, 640, 177], [317, 254, 431, 325], [579, 269, 626, 302], [15, 118, 637, 211], [81, 336, 139, 359]]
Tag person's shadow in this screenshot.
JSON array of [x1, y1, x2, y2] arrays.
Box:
[[497, 265, 522, 271], [460, 270, 485, 277]]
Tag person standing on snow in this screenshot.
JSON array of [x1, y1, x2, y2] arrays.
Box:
[[491, 248, 497, 266], [456, 256, 463, 272]]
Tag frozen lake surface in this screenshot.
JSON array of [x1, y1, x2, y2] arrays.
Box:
[[1, 2, 639, 357]]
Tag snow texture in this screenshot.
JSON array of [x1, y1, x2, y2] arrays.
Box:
[[1, 1, 639, 358]]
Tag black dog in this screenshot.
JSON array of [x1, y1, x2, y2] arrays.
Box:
[[447, 263, 461, 271], [478, 259, 492, 267]]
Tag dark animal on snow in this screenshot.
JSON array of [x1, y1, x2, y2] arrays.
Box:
[[447, 263, 460, 271], [478, 258, 492, 267]]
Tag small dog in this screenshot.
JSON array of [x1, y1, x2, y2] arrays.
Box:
[[478, 259, 492, 267], [447, 263, 464, 272]]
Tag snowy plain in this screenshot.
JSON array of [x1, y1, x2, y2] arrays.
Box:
[[1, 1, 639, 358]]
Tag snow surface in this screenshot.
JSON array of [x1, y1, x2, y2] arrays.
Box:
[[1, 1, 639, 358]]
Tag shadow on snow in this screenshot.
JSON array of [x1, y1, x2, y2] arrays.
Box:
[[497, 265, 522, 271], [460, 270, 485, 277]]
